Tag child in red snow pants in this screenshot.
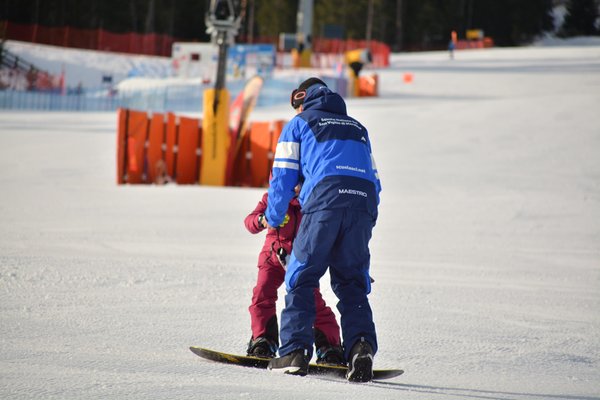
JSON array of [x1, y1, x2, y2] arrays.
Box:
[[244, 191, 343, 364]]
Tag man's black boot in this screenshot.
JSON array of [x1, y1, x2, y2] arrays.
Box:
[[267, 349, 310, 376], [346, 337, 374, 382]]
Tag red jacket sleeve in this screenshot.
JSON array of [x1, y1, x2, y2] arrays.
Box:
[[244, 192, 268, 234]]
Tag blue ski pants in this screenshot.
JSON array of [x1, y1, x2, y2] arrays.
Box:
[[278, 208, 377, 360]]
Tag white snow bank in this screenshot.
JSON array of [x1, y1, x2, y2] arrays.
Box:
[[4, 40, 171, 89]]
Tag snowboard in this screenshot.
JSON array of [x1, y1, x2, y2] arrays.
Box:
[[189, 346, 404, 380]]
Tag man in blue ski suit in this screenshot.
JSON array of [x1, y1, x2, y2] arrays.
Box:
[[264, 77, 381, 382]]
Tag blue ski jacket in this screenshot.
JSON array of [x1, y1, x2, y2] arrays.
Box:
[[265, 84, 381, 227]]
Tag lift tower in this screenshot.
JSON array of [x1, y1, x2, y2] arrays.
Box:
[[201, 0, 240, 185]]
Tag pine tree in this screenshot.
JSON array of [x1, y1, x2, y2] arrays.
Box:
[[254, 0, 298, 40], [559, 0, 600, 37]]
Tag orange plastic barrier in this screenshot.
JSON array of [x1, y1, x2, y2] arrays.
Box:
[[229, 120, 286, 187], [116, 108, 286, 188], [248, 121, 273, 188], [165, 112, 178, 179], [147, 113, 166, 183], [358, 74, 378, 97], [121, 109, 149, 184], [116, 108, 128, 184], [176, 116, 202, 184], [230, 125, 252, 187], [270, 120, 286, 154]]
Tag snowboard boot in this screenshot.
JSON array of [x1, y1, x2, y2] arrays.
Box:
[[346, 337, 374, 382], [314, 328, 345, 366], [315, 345, 345, 366], [246, 336, 278, 359], [267, 348, 310, 376]]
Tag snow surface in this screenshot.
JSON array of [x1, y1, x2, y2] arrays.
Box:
[[1, 43, 600, 399], [4, 40, 171, 88]]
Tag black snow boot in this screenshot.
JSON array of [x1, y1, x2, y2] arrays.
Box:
[[346, 337, 374, 382], [267, 348, 310, 376], [246, 336, 278, 359], [315, 345, 345, 366], [314, 328, 345, 366]]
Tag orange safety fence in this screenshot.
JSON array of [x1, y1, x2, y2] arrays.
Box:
[[3, 21, 178, 56], [165, 112, 178, 179], [231, 129, 252, 187], [249, 121, 273, 188], [116, 109, 128, 184], [116, 108, 286, 187], [146, 113, 166, 184], [4, 21, 392, 62], [176, 116, 202, 184], [125, 109, 150, 184], [229, 119, 285, 187]]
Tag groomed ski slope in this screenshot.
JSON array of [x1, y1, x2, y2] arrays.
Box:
[[1, 42, 600, 399]]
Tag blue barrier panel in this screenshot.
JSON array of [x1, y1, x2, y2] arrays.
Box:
[[0, 76, 346, 112], [0, 90, 119, 111]]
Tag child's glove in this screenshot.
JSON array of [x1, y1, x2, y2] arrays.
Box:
[[263, 214, 290, 230], [278, 214, 290, 227]]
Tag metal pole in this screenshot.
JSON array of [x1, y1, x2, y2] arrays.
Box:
[[205, 0, 240, 91], [366, 0, 374, 44], [395, 0, 403, 51], [297, 0, 313, 49], [248, 0, 255, 44]]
